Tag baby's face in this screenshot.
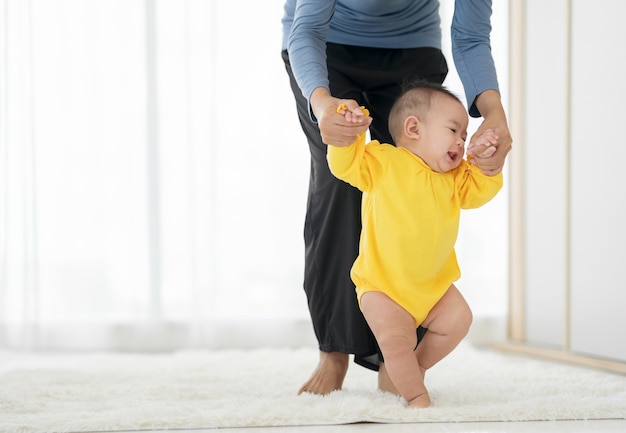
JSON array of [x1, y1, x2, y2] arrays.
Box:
[[408, 94, 469, 173]]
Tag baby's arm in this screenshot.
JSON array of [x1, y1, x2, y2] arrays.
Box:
[[327, 104, 377, 191]]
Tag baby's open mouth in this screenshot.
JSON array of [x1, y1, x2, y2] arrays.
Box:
[[448, 151, 458, 161]]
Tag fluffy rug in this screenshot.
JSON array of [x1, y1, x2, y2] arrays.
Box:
[[1, 342, 625, 433]]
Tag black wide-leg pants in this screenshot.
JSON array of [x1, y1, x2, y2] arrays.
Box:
[[282, 43, 448, 370]]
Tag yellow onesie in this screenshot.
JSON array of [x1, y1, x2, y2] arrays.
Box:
[[327, 133, 502, 327]]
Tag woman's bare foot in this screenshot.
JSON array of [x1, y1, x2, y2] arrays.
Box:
[[378, 363, 427, 393], [298, 351, 349, 395], [378, 362, 400, 395]]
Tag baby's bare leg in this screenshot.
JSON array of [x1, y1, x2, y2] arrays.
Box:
[[416, 284, 473, 371], [360, 292, 430, 408]]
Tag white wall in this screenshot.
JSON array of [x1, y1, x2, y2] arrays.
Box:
[[519, 0, 626, 363]]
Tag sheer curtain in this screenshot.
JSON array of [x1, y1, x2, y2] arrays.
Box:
[[0, 0, 312, 351], [0, 0, 508, 352]]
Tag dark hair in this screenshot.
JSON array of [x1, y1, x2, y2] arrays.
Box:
[[388, 80, 462, 142]]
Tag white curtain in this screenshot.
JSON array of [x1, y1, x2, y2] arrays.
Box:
[[0, 0, 508, 352], [0, 0, 313, 351]]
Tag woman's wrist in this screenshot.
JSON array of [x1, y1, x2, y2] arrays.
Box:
[[474, 89, 507, 122], [310, 87, 331, 120]]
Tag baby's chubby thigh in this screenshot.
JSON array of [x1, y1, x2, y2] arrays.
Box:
[[359, 290, 418, 355]]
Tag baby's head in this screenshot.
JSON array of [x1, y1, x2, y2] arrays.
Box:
[[388, 81, 469, 172]]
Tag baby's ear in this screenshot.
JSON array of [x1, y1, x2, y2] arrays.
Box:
[[404, 116, 420, 139]]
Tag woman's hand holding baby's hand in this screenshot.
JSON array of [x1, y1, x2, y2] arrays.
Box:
[[336, 103, 370, 123], [467, 123, 511, 175], [469, 129, 498, 159], [310, 88, 371, 147], [467, 90, 513, 175]]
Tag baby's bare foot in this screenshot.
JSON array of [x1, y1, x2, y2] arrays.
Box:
[[298, 351, 349, 395]]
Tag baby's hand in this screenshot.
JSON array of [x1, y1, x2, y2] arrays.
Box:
[[336, 103, 370, 123], [469, 129, 498, 159]]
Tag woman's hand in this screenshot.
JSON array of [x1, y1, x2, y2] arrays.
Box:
[[467, 90, 513, 175], [310, 87, 372, 147]]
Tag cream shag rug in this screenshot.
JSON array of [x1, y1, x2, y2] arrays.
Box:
[[1, 342, 625, 433]]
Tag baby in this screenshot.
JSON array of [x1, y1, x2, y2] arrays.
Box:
[[327, 81, 503, 408]]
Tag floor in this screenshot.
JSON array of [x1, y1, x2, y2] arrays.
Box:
[[125, 420, 626, 433]]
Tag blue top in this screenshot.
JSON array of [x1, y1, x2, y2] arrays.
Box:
[[281, 0, 498, 117]]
